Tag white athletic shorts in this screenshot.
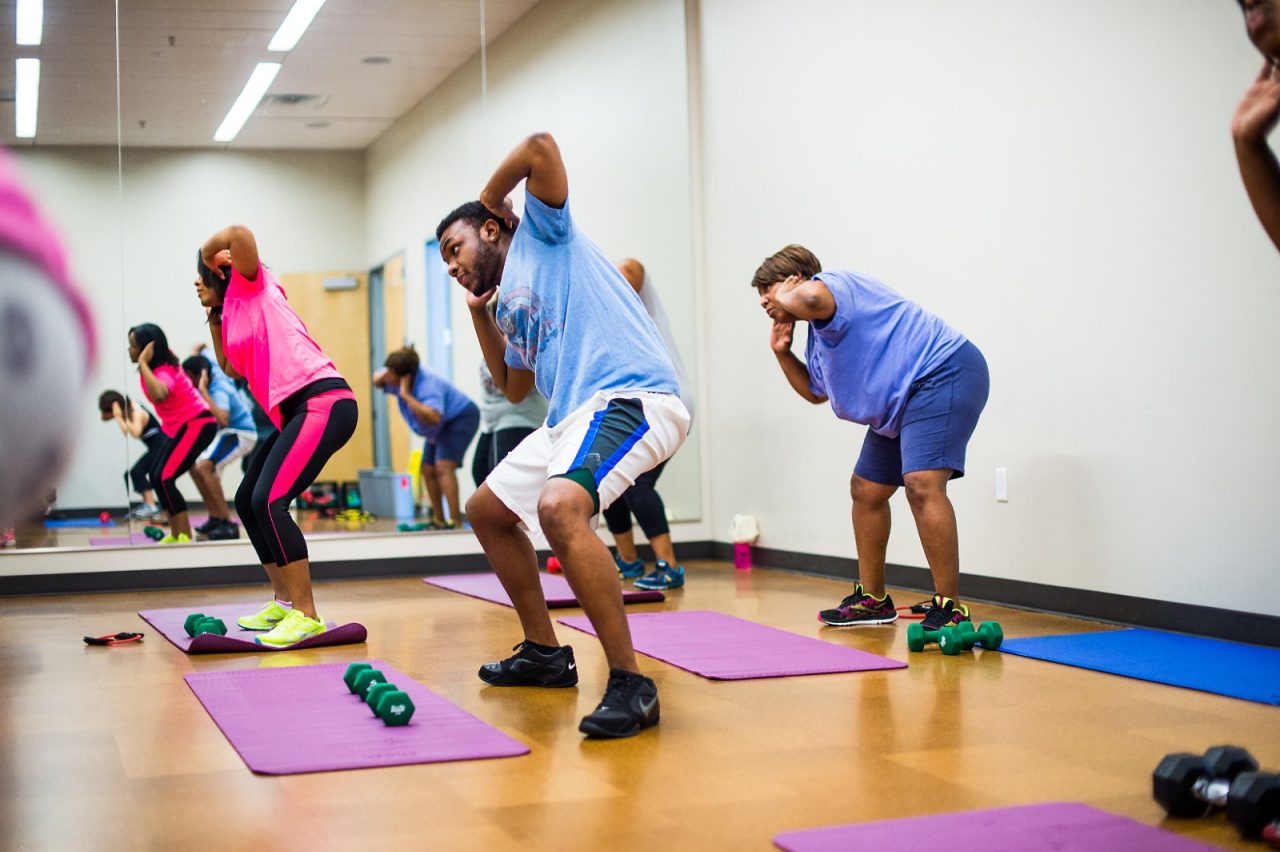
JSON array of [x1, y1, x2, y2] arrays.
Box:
[[197, 428, 258, 475], [484, 390, 690, 540]]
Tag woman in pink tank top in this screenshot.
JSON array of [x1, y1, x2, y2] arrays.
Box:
[[127, 323, 217, 542], [197, 224, 358, 648]]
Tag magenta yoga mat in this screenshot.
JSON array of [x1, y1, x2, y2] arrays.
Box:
[[772, 803, 1219, 852], [90, 533, 154, 546], [557, 610, 906, 680], [423, 572, 665, 608], [138, 605, 366, 654], [185, 660, 529, 774]]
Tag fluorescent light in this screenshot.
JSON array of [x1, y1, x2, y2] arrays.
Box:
[[213, 62, 281, 143], [15, 0, 42, 46], [15, 58, 39, 138], [267, 0, 326, 52]]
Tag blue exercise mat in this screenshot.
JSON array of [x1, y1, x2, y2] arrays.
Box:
[[999, 628, 1280, 705], [44, 518, 112, 528]]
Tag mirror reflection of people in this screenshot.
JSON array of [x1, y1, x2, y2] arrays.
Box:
[[437, 131, 689, 739], [181, 346, 258, 540], [198, 225, 359, 647], [127, 323, 218, 543], [97, 390, 164, 520], [373, 345, 480, 529], [753, 245, 989, 633], [1233, 0, 1280, 252], [603, 259, 695, 591]]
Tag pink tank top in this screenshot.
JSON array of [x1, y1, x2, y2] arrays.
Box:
[[221, 262, 343, 428], [0, 149, 96, 372], [142, 364, 209, 437]]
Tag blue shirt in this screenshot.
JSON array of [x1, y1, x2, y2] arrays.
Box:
[[805, 270, 966, 438], [201, 352, 256, 433], [498, 191, 679, 427], [382, 367, 477, 442]]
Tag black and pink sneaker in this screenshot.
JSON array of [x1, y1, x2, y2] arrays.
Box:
[[919, 594, 972, 631], [818, 583, 898, 626]]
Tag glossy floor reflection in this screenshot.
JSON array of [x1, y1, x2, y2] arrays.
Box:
[[0, 562, 1274, 849]]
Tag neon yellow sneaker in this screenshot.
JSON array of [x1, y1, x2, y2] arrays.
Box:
[[159, 533, 190, 544], [254, 609, 326, 647], [237, 600, 290, 631]]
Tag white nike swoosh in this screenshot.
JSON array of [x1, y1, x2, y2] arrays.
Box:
[[568, 662, 576, 670], [639, 695, 657, 715]]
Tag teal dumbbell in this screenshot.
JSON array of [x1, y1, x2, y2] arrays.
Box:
[[371, 689, 415, 726], [343, 662, 374, 693], [906, 621, 969, 652], [351, 668, 387, 699], [939, 620, 1003, 655], [365, 682, 399, 711], [183, 613, 227, 637]]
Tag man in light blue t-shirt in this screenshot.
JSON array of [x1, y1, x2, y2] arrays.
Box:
[[436, 132, 690, 741], [752, 244, 989, 636], [182, 349, 259, 540]]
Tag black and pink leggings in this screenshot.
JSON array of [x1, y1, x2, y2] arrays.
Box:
[[150, 415, 218, 515], [235, 382, 358, 566]]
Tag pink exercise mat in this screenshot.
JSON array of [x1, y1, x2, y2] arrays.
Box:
[[423, 572, 665, 608], [772, 802, 1219, 852], [558, 610, 906, 680], [185, 660, 529, 774], [138, 604, 366, 654]]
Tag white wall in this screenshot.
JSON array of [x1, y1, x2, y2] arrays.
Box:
[[367, 0, 702, 520], [12, 147, 366, 509], [696, 0, 1279, 614]]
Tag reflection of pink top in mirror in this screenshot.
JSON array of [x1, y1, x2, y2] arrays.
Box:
[[141, 364, 208, 437], [0, 149, 96, 372], [221, 262, 342, 428]]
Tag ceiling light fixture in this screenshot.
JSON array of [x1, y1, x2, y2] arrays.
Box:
[[15, 0, 43, 46], [14, 58, 39, 138], [267, 0, 327, 52], [213, 62, 281, 143]]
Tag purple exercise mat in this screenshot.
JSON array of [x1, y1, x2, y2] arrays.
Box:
[[557, 610, 906, 680], [185, 660, 529, 774], [423, 572, 665, 608], [773, 803, 1218, 852], [138, 605, 366, 654]]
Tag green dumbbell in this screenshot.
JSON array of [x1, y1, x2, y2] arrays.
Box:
[[906, 621, 974, 652], [371, 689, 415, 726], [939, 621, 1003, 655], [365, 682, 400, 712], [192, 617, 227, 637], [351, 668, 387, 699], [343, 662, 374, 693], [183, 613, 208, 636], [143, 525, 166, 541]]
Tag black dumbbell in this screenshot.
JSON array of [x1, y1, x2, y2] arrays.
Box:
[[1226, 771, 1280, 839], [1153, 745, 1259, 817]]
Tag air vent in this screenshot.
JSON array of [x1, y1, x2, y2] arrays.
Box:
[[261, 93, 328, 108]]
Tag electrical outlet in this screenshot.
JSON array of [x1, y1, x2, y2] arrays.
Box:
[[995, 467, 1008, 502]]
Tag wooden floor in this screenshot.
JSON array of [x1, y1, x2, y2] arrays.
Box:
[[1, 561, 1275, 850]]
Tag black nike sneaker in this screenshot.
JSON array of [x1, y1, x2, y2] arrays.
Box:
[[478, 640, 578, 687], [578, 668, 660, 738]]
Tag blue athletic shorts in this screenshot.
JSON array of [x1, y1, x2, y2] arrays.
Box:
[[854, 341, 989, 486], [424, 404, 480, 465]]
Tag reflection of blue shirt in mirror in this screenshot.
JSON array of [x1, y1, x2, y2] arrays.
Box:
[[498, 191, 679, 428], [805, 270, 966, 438], [201, 352, 257, 433], [382, 367, 476, 443]]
